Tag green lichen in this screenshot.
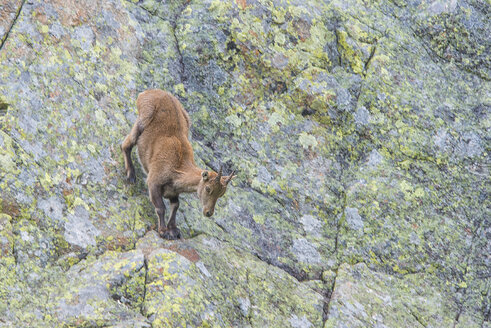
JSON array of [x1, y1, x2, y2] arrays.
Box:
[[0, 0, 489, 326], [336, 30, 364, 75]]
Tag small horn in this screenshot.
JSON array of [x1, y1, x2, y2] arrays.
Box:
[[224, 170, 236, 184], [215, 164, 223, 183]]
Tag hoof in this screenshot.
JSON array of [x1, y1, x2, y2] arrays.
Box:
[[160, 228, 181, 240], [127, 173, 136, 184]]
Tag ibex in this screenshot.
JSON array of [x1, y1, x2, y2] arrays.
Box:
[[121, 89, 235, 240]]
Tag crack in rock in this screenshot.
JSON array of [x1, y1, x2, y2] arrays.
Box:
[[0, 0, 25, 52]]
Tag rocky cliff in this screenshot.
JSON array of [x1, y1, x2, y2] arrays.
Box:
[[0, 0, 489, 327]]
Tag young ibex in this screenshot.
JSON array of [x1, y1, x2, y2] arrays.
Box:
[[121, 89, 235, 240]]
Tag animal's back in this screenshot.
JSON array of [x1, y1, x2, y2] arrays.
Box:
[[136, 89, 192, 174]]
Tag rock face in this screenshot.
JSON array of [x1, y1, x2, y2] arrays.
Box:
[[0, 0, 489, 327]]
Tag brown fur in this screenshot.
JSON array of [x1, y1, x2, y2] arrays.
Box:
[[121, 89, 235, 240]]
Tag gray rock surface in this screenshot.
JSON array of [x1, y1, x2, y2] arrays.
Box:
[[0, 0, 489, 326]]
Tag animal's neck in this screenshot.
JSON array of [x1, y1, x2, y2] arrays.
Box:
[[176, 165, 202, 193]]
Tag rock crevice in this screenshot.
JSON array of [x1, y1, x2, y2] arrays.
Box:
[[0, 0, 25, 51]]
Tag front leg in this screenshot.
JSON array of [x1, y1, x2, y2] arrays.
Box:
[[148, 181, 166, 235], [161, 196, 181, 240]]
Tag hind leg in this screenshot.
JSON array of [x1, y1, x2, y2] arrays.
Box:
[[121, 121, 142, 183], [148, 178, 167, 236]]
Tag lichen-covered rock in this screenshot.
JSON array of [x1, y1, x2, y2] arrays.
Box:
[[0, 0, 489, 326], [0, 213, 13, 257], [53, 249, 148, 326], [325, 263, 462, 328], [139, 231, 324, 327]]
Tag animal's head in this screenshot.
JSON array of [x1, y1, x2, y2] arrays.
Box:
[[197, 166, 235, 217]]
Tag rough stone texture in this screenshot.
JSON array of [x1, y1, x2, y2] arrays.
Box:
[[53, 249, 148, 326], [325, 263, 459, 328], [138, 231, 324, 327], [0, 0, 489, 327]]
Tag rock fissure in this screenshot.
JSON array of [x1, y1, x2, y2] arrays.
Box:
[[411, 30, 451, 81], [140, 257, 148, 317], [170, 22, 186, 85], [243, 268, 254, 324], [412, 28, 489, 81], [483, 289, 491, 325], [0, 0, 26, 52], [322, 188, 346, 325], [452, 259, 471, 328], [168, 1, 191, 85], [181, 228, 320, 284], [452, 212, 487, 327], [322, 267, 338, 323], [405, 302, 428, 328], [249, 185, 286, 207], [363, 44, 377, 76], [333, 26, 342, 67], [124, 0, 189, 86], [334, 190, 347, 263], [453, 302, 463, 328], [250, 247, 309, 282], [213, 220, 228, 233], [344, 12, 387, 37], [180, 212, 193, 235]]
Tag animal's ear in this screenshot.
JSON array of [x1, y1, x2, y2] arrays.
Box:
[[202, 171, 209, 181]]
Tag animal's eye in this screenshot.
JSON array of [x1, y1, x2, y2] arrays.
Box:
[[205, 186, 211, 193]]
